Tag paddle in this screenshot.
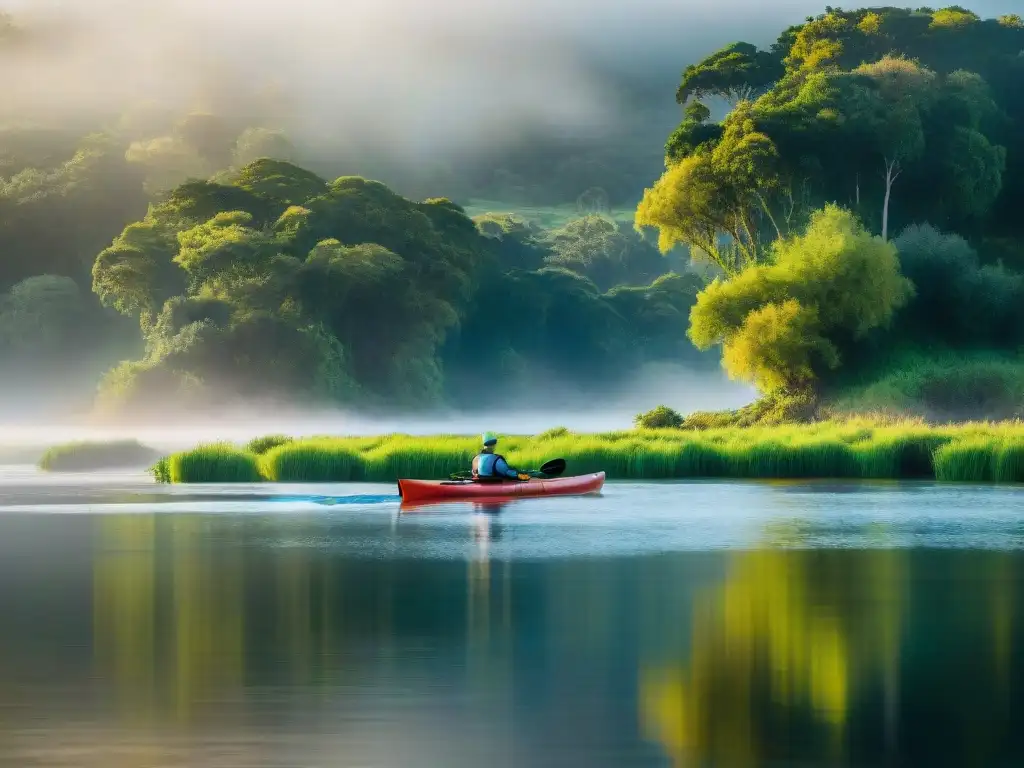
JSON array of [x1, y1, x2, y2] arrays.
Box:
[[448, 457, 567, 482], [534, 458, 566, 477]]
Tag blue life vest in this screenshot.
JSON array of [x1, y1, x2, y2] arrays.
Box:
[[473, 452, 515, 479]]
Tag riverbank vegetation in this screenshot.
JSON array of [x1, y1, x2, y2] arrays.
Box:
[[153, 421, 1024, 484], [38, 439, 160, 472]]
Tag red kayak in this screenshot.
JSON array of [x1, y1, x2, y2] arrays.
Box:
[[398, 472, 605, 505]]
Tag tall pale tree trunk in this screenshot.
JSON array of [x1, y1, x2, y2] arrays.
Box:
[[881, 157, 902, 242]]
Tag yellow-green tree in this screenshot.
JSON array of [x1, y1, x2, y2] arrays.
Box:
[[722, 300, 839, 393], [636, 107, 781, 275], [689, 206, 912, 394]]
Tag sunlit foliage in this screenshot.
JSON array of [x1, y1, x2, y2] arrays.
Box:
[[689, 206, 911, 393]]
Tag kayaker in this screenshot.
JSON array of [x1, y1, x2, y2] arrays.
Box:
[[472, 433, 530, 481]]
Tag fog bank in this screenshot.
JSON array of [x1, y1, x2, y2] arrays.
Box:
[[3, 0, 1015, 165], [0, 364, 755, 454]]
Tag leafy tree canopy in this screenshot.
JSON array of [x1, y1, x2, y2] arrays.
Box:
[[91, 160, 710, 414], [689, 206, 912, 393], [640, 5, 1022, 283]]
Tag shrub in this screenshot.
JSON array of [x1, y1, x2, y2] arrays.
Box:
[[690, 206, 912, 393], [635, 405, 684, 429], [892, 224, 1024, 346], [681, 392, 819, 429]]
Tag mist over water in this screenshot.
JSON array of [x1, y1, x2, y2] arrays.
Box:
[[0, 364, 755, 453]]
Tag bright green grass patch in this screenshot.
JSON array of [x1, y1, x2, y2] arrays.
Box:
[[39, 439, 160, 472], [158, 443, 262, 483], [933, 437, 1024, 483], [155, 421, 1024, 484], [261, 441, 362, 482], [995, 441, 1024, 483]]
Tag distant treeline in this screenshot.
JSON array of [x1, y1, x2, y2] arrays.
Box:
[[85, 163, 706, 415]]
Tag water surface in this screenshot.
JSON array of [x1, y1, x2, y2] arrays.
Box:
[[0, 468, 1022, 766]]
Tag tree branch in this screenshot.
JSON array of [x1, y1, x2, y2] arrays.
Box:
[[753, 190, 783, 241]]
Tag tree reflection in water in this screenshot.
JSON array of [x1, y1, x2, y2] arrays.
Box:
[[10, 510, 1009, 766], [640, 532, 1020, 767]]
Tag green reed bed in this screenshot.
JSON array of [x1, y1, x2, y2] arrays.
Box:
[[995, 441, 1024, 483], [934, 438, 1024, 483], [261, 440, 363, 482], [152, 421, 1024, 484], [361, 438, 478, 483], [39, 439, 160, 472], [152, 443, 262, 483]]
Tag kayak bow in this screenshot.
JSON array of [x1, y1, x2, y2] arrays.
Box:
[[397, 472, 605, 505]]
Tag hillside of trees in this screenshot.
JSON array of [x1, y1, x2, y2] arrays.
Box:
[[83, 161, 705, 415], [0, 5, 712, 418]]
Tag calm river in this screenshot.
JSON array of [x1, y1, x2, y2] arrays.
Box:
[[0, 467, 1022, 766]]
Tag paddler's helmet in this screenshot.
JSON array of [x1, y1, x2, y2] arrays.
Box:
[[482, 432, 498, 447]]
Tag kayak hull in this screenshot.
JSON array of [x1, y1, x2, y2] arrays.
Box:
[[398, 472, 605, 505]]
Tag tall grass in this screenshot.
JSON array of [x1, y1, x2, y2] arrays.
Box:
[[261, 441, 362, 482], [39, 439, 160, 472], [152, 421, 1024, 484], [934, 437, 1024, 483], [158, 443, 262, 483], [246, 434, 293, 455]]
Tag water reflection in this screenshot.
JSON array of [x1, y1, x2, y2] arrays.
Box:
[[0, 507, 1021, 766], [640, 546, 1021, 767]]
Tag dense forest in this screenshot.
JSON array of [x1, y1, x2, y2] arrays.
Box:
[[0, 6, 705, 418], [87, 163, 702, 415], [2, 5, 1023, 421]]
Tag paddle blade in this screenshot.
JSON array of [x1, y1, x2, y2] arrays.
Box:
[[539, 458, 566, 476]]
